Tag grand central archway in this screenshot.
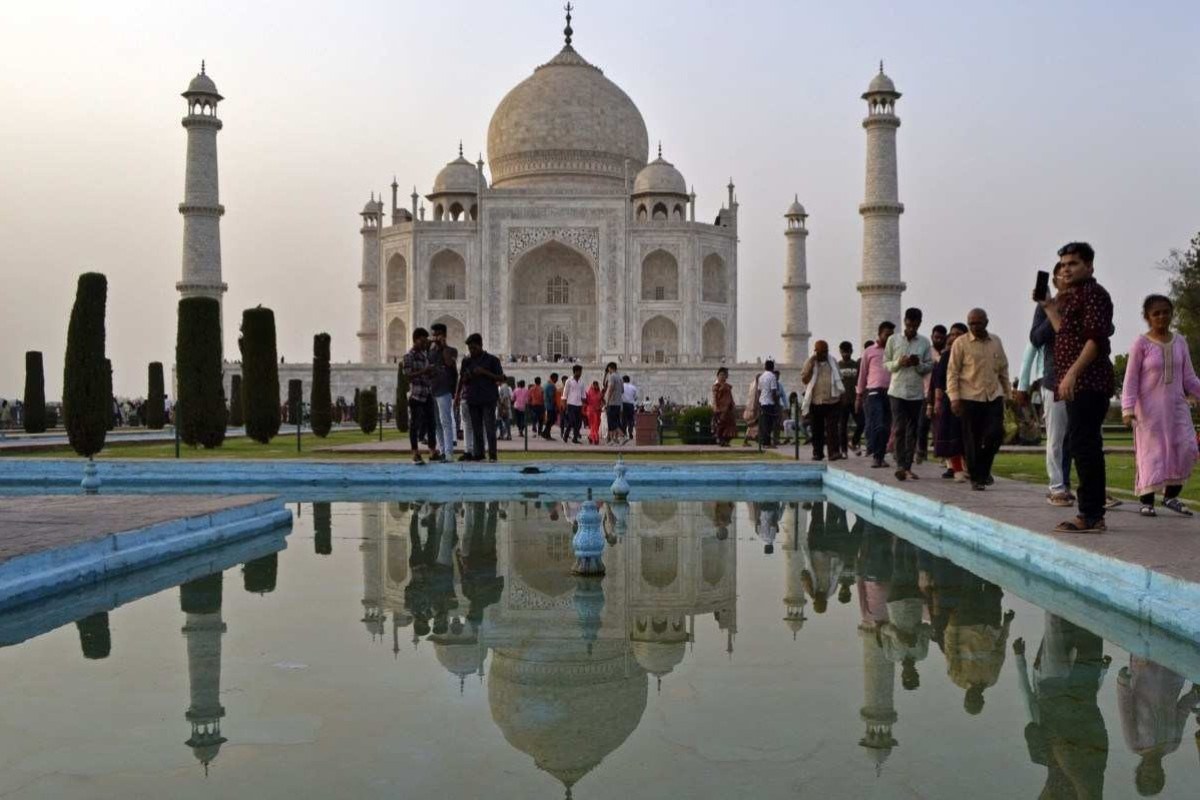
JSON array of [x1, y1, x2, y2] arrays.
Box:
[[509, 240, 598, 359]]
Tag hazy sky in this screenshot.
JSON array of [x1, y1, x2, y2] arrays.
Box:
[[2, 1, 1198, 398]]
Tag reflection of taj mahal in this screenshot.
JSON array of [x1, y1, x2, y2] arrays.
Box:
[[359, 499, 737, 796]]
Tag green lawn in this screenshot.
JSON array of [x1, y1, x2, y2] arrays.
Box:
[[1, 427, 786, 462], [990, 451, 1191, 502]]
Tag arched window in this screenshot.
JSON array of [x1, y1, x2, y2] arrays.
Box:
[[448, 202, 464, 222], [547, 328, 570, 358], [386, 254, 407, 303], [641, 249, 679, 301], [702, 253, 728, 303], [546, 276, 570, 305], [636, 205, 648, 222], [702, 318, 726, 361], [673, 204, 684, 220], [433, 204, 444, 221], [428, 249, 466, 301], [469, 204, 478, 221], [652, 202, 668, 220]]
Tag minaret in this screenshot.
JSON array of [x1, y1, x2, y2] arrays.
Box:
[[180, 572, 227, 774], [857, 63, 906, 345], [781, 503, 809, 639], [177, 63, 227, 334], [858, 622, 899, 774], [782, 197, 812, 364], [361, 503, 386, 639], [357, 195, 383, 363]]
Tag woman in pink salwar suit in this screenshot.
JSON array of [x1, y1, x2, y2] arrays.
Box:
[[1122, 295, 1200, 516]]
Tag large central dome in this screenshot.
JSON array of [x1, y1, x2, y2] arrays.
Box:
[[487, 45, 649, 191]]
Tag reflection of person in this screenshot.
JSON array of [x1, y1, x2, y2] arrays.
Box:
[[879, 537, 931, 691], [1117, 656, 1200, 796], [458, 502, 504, 625], [943, 571, 1013, 714], [1013, 615, 1110, 799], [801, 502, 840, 613], [753, 501, 780, 554]]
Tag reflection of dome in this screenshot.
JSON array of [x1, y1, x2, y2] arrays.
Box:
[[487, 45, 649, 190], [631, 640, 686, 677], [640, 501, 677, 525], [632, 154, 687, 197], [432, 636, 486, 683], [489, 646, 647, 794], [431, 154, 479, 195], [513, 529, 576, 597]]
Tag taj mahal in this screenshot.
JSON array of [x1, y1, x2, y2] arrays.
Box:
[[181, 8, 906, 402]]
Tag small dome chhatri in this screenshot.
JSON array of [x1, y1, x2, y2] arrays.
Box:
[[431, 145, 480, 196], [183, 60, 222, 100], [362, 193, 384, 215], [864, 61, 900, 98], [785, 194, 807, 218], [632, 145, 688, 197]]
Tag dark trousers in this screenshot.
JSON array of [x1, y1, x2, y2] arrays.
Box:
[[468, 402, 497, 460], [622, 403, 636, 435], [890, 397, 924, 471], [514, 408, 526, 435], [542, 405, 557, 438], [865, 391, 891, 460], [917, 402, 931, 459], [565, 405, 583, 441], [529, 405, 543, 436], [810, 402, 839, 459], [408, 397, 434, 452], [836, 402, 855, 455], [961, 398, 1005, 485], [759, 404, 778, 446], [1066, 391, 1109, 521]]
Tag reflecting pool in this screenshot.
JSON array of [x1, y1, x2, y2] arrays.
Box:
[[1, 498, 1198, 799]]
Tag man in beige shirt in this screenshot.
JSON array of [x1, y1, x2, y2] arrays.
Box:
[[947, 308, 1011, 491]]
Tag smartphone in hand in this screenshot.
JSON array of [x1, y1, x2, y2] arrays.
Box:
[[1033, 270, 1050, 302]]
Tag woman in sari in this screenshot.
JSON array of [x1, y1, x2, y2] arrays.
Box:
[[584, 380, 605, 445], [1123, 295, 1200, 516], [711, 367, 736, 446], [931, 322, 967, 481]]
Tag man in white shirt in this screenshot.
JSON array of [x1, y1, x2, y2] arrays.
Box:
[[563, 364, 585, 444], [621, 376, 638, 438], [757, 359, 781, 448]]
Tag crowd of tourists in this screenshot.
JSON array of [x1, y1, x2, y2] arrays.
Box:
[[749, 240, 1200, 534], [401, 323, 643, 465]]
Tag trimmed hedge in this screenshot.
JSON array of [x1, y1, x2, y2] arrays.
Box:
[[311, 333, 332, 437], [62, 272, 108, 458], [176, 297, 227, 448], [677, 406, 715, 445], [228, 374, 243, 427], [395, 361, 409, 431], [23, 351, 46, 433], [145, 362, 165, 429], [358, 387, 378, 434], [239, 307, 281, 444]]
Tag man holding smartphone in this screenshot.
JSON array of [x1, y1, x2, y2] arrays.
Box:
[[884, 308, 935, 480], [1038, 242, 1114, 533]]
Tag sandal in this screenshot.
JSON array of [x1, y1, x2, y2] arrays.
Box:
[[1139, 505, 1157, 517], [1164, 498, 1194, 517], [1055, 516, 1106, 533]]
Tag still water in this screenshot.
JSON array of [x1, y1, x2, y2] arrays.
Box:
[[1, 498, 1197, 799]]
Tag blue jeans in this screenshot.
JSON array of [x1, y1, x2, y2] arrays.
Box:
[[865, 391, 892, 461], [433, 393, 455, 457]]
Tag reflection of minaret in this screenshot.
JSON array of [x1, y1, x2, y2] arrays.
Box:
[[76, 612, 111, 659], [858, 622, 899, 774], [313, 501, 333, 555], [361, 504, 386, 639], [180, 572, 227, 773], [782, 504, 808, 640]]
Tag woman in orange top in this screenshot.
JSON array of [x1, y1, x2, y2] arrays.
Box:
[[585, 380, 605, 444]]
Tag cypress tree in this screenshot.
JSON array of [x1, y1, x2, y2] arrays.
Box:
[[104, 359, 114, 431], [176, 297, 228, 448], [287, 379, 302, 424], [238, 307, 281, 444], [395, 361, 409, 432], [313, 501, 332, 555], [22, 351, 46, 433], [145, 362, 165, 429], [358, 387, 378, 434], [310, 333, 332, 437], [228, 374, 244, 427], [62, 272, 108, 459]]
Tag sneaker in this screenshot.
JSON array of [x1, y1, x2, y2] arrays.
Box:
[[984, 476, 995, 486], [971, 482, 985, 491], [954, 472, 968, 483], [915, 454, 926, 465], [895, 469, 908, 481], [941, 469, 955, 480], [1047, 492, 1074, 507], [906, 470, 920, 481], [487, 456, 498, 463], [412, 455, 426, 466], [871, 458, 885, 469]]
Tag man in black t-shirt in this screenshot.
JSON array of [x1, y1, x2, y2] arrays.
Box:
[[459, 333, 505, 462], [429, 323, 459, 462]]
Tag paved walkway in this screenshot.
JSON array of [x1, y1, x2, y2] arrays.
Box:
[[0, 494, 274, 566], [319, 435, 776, 455], [827, 453, 1200, 587]]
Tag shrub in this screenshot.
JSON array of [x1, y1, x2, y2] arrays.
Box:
[[176, 297, 227, 448], [287, 379, 302, 424], [62, 272, 108, 458], [677, 406, 715, 445], [395, 362, 409, 431], [358, 387, 378, 434], [145, 362, 165, 429], [22, 351, 46, 433], [228, 374, 243, 427], [239, 307, 281, 443], [104, 359, 114, 431], [311, 333, 332, 437]]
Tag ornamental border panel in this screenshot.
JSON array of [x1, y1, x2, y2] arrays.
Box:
[[507, 226, 600, 265]]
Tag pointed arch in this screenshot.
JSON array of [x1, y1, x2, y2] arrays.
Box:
[[428, 249, 466, 301], [386, 254, 407, 303], [651, 202, 668, 220], [641, 315, 679, 363], [430, 315, 465, 348], [702, 253, 728, 303], [641, 249, 679, 301], [510, 239, 598, 360], [387, 317, 408, 361], [702, 318, 726, 362]]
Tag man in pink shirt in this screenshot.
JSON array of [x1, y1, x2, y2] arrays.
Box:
[[856, 320, 896, 467]]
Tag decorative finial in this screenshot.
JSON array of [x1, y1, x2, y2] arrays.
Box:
[[201, 60, 206, 75], [879, 60, 884, 74], [657, 141, 662, 159], [391, 175, 398, 188], [458, 140, 463, 158], [563, 2, 574, 46]]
